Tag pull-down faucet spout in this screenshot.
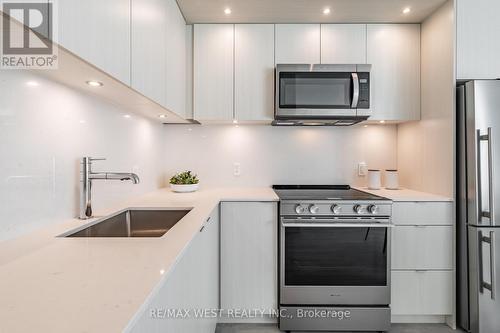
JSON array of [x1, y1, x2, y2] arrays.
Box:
[[79, 157, 140, 219]]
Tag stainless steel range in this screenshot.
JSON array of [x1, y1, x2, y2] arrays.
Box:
[[273, 185, 393, 332]]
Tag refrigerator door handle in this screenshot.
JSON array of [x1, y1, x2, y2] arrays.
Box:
[[480, 230, 496, 300], [477, 128, 495, 225]]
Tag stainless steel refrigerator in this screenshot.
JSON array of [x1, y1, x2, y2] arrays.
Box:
[[458, 80, 500, 333]]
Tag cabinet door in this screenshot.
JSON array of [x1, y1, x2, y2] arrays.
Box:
[[321, 24, 366, 64], [128, 208, 219, 333], [392, 202, 453, 226], [58, 0, 131, 84], [234, 24, 275, 121], [275, 24, 320, 64], [367, 24, 420, 121], [457, 0, 500, 79], [391, 271, 453, 315], [194, 24, 234, 121], [131, 0, 168, 106], [165, 0, 187, 117], [221, 202, 277, 315], [392, 226, 453, 270]]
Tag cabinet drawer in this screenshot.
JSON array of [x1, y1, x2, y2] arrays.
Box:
[[391, 226, 453, 270], [392, 202, 453, 225], [391, 271, 453, 315]]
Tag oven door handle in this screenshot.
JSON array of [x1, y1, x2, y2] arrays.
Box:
[[281, 219, 393, 228]]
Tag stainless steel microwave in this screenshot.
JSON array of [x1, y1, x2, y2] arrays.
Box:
[[274, 64, 371, 126]]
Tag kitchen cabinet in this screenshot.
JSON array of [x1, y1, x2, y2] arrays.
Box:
[[129, 208, 219, 333], [194, 24, 234, 121], [392, 271, 453, 315], [275, 24, 320, 64], [165, 0, 187, 117], [131, 0, 168, 106], [220, 202, 277, 317], [321, 24, 367, 64], [234, 24, 275, 121], [392, 202, 453, 225], [367, 24, 421, 121], [392, 226, 453, 270], [390, 201, 453, 319], [456, 0, 500, 79], [58, 0, 131, 84]]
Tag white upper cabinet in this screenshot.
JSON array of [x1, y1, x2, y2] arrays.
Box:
[[165, 0, 187, 118], [367, 24, 421, 121], [321, 24, 367, 64], [456, 0, 500, 79], [194, 24, 234, 121], [131, 0, 168, 106], [235, 24, 275, 121], [58, 0, 131, 84], [275, 24, 320, 64]]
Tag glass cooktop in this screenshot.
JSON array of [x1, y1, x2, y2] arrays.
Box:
[[272, 185, 387, 201]]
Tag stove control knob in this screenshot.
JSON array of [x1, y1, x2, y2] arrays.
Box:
[[331, 204, 342, 215], [295, 204, 306, 214], [353, 204, 363, 214], [368, 204, 379, 214], [309, 204, 319, 214]]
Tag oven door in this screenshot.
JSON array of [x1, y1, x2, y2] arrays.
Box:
[[280, 218, 391, 305]]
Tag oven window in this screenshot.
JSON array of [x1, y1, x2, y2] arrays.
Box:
[[284, 227, 387, 286], [279, 72, 352, 109]]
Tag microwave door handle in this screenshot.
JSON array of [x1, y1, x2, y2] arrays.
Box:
[[351, 73, 360, 108]]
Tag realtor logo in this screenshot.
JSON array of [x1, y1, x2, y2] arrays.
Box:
[[1, 0, 58, 69]]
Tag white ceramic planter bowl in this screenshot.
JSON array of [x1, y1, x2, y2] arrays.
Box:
[[170, 183, 199, 193]]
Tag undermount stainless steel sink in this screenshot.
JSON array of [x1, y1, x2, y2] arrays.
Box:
[[64, 209, 191, 238]]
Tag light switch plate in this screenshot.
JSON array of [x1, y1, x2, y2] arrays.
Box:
[[233, 162, 241, 177]]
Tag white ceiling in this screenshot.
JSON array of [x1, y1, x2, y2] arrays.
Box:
[[176, 0, 448, 24]]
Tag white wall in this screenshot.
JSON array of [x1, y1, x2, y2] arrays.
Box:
[[0, 71, 165, 241], [162, 124, 398, 187], [397, 0, 455, 197]]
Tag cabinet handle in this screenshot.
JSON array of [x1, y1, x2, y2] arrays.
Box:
[[206, 216, 211, 223], [199, 225, 205, 232], [415, 269, 428, 273]]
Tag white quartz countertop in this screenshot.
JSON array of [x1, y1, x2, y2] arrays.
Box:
[[356, 187, 453, 202], [0, 187, 278, 333]]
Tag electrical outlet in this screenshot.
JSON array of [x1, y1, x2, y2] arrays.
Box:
[[233, 162, 241, 177], [358, 162, 368, 176]]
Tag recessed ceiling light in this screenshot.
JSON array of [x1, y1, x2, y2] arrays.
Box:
[[402, 7, 411, 14], [323, 8, 331, 15], [224, 8, 231, 15], [124, 114, 131, 119], [364, 125, 369, 128], [158, 114, 167, 119], [232, 119, 238, 124], [379, 120, 386, 124], [86, 80, 103, 87], [26, 81, 39, 87]]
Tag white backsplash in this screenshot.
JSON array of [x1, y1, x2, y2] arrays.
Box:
[[0, 71, 165, 241], [162, 124, 398, 187]]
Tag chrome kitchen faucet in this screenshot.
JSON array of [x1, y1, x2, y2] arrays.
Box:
[[79, 157, 140, 219]]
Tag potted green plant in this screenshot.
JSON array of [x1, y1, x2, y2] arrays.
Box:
[[169, 171, 199, 193]]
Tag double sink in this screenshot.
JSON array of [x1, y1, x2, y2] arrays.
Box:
[[62, 209, 191, 238]]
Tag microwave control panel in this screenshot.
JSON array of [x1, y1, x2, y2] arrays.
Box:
[[357, 72, 370, 109]]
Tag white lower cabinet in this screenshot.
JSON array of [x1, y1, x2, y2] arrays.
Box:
[[392, 226, 453, 270], [129, 208, 219, 333], [220, 202, 278, 317], [391, 271, 453, 315], [390, 201, 454, 319]]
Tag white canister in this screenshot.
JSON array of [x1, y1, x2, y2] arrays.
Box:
[[385, 169, 399, 190], [367, 169, 381, 190]]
